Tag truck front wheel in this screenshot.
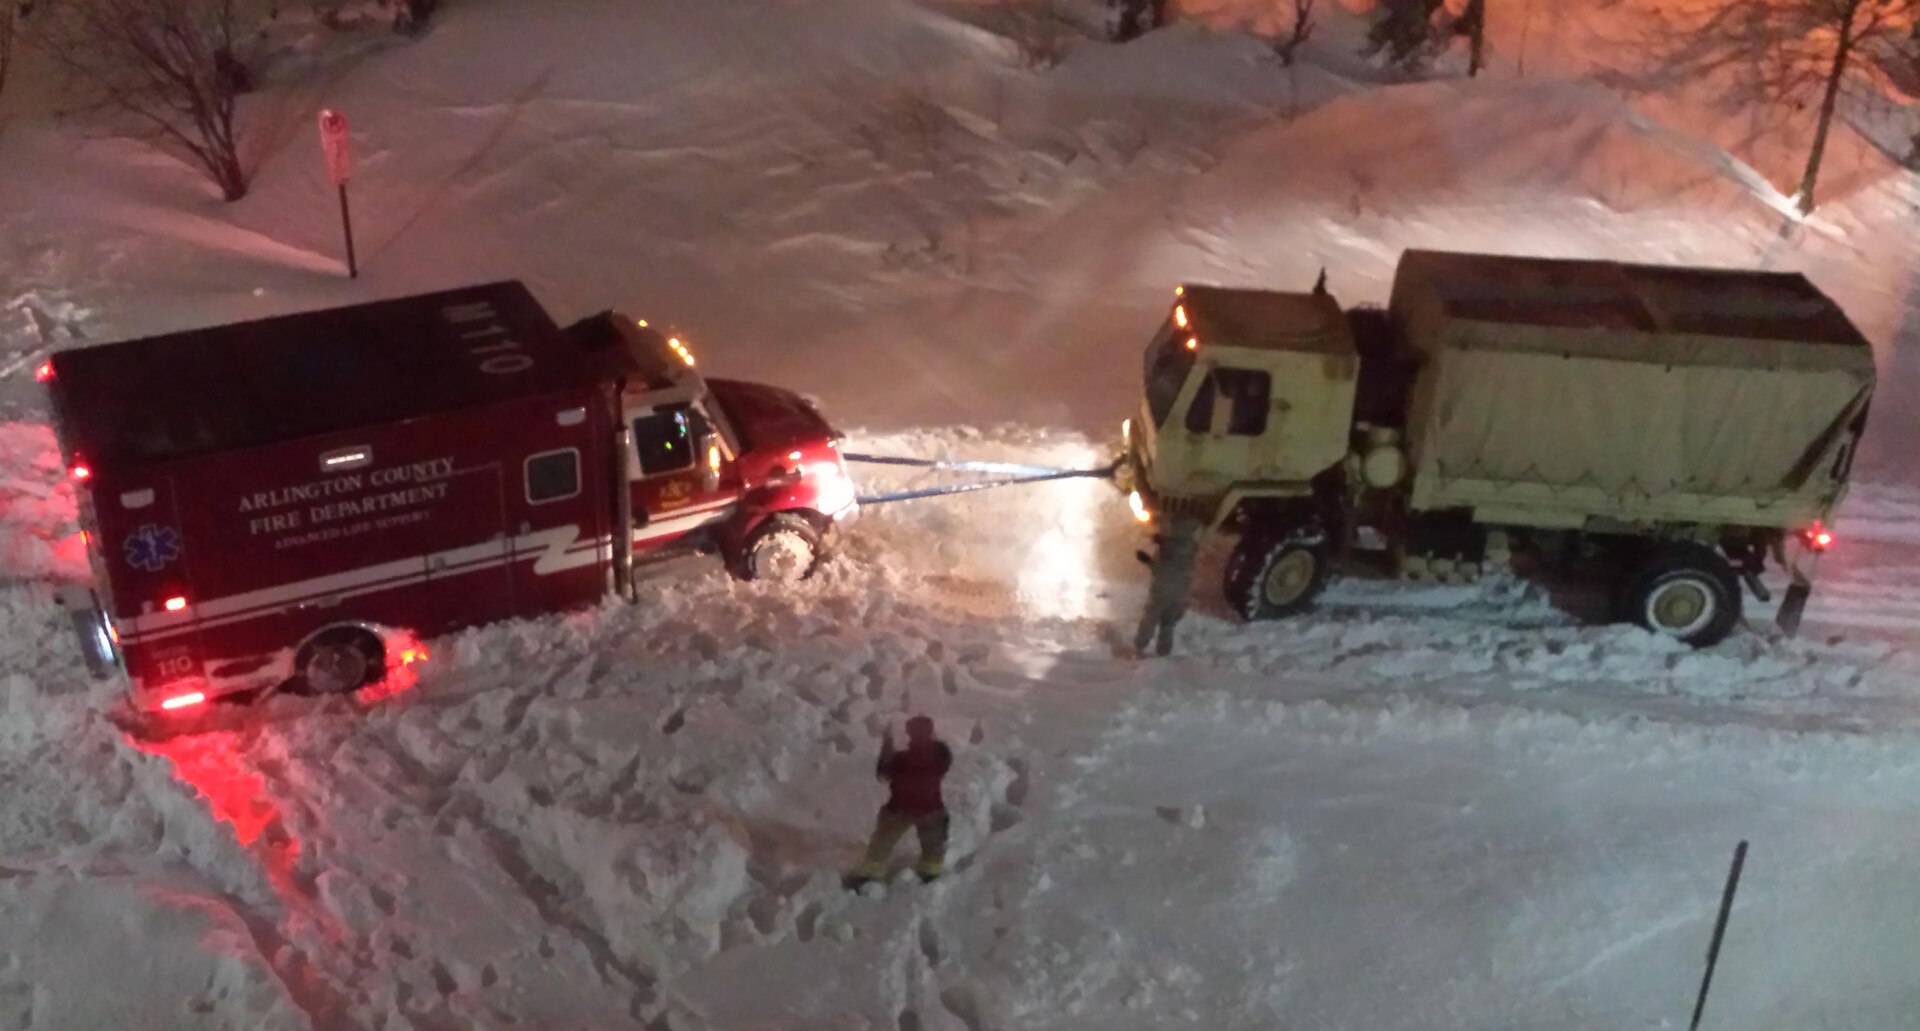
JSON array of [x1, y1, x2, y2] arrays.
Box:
[[1225, 533, 1331, 621], [1622, 545, 1742, 647], [738, 514, 824, 583]]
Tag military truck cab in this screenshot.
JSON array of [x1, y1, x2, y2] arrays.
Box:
[[1123, 251, 1875, 647]]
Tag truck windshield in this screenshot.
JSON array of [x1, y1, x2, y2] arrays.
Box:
[[1145, 329, 1196, 427]]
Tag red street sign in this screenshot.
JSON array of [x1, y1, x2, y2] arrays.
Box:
[[318, 108, 351, 185]]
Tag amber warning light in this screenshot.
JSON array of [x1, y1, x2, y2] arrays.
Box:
[[668, 337, 696, 367]]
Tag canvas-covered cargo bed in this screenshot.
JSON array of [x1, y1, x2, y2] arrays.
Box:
[[1389, 250, 1875, 528]]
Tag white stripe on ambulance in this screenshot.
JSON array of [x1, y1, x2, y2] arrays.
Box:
[[119, 500, 738, 647]]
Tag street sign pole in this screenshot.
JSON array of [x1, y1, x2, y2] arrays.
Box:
[[337, 182, 358, 279], [318, 109, 357, 278]]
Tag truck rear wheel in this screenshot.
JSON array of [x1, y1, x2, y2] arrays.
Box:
[[296, 628, 386, 695], [1225, 533, 1331, 621], [738, 514, 823, 583], [1622, 545, 1742, 647]]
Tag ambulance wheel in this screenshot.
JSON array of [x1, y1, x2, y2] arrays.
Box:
[[1622, 544, 1741, 647], [738, 514, 823, 583], [296, 628, 386, 695], [1225, 532, 1330, 621]]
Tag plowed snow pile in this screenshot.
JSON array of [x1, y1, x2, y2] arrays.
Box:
[[4, 1, 1920, 1028]]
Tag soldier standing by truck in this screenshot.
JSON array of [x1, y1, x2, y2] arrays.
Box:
[[1134, 510, 1206, 657]]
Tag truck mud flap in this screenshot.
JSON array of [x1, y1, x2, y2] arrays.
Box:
[[1775, 581, 1812, 637]]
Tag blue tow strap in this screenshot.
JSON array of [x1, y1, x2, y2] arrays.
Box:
[[842, 453, 1119, 507]]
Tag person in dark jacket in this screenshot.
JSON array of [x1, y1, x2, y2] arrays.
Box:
[[1134, 510, 1205, 657], [849, 715, 953, 886]]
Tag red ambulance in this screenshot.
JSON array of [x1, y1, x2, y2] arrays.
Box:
[[45, 281, 857, 714]]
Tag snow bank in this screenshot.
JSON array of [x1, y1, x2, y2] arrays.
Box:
[[0, 424, 84, 582]]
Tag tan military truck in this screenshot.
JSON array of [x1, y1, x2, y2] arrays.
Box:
[[1119, 250, 1876, 646]]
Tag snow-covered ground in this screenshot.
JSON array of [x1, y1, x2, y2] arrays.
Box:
[[5, 0, 1920, 1028]]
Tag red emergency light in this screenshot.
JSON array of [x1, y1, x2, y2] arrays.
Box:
[[35, 361, 53, 383], [160, 691, 206, 711], [70, 464, 91, 481], [1807, 522, 1834, 551], [164, 596, 188, 612]]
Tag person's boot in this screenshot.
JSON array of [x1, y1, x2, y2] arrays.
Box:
[[1132, 617, 1155, 657], [843, 858, 887, 891], [1155, 622, 1175, 657]]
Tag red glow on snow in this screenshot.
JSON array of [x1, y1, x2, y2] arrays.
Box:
[[125, 730, 342, 948], [160, 690, 206, 710], [164, 596, 188, 612], [131, 731, 281, 848], [357, 639, 429, 705], [34, 361, 52, 382]]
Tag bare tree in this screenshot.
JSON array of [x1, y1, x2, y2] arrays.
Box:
[[37, 0, 252, 200], [1275, 0, 1316, 66], [1778, 0, 1911, 212], [1668, 0, 1918, 213], [1362, 0, 1447, 74]]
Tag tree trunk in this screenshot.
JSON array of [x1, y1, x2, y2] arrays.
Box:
[[0, 6, 15, 98], [211, 148, 247, 201], [1797, 20, 1856, 215], [1465, 0, 1486, 77]]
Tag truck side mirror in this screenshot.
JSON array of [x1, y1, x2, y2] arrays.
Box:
[[687, 408, 721, 489]]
